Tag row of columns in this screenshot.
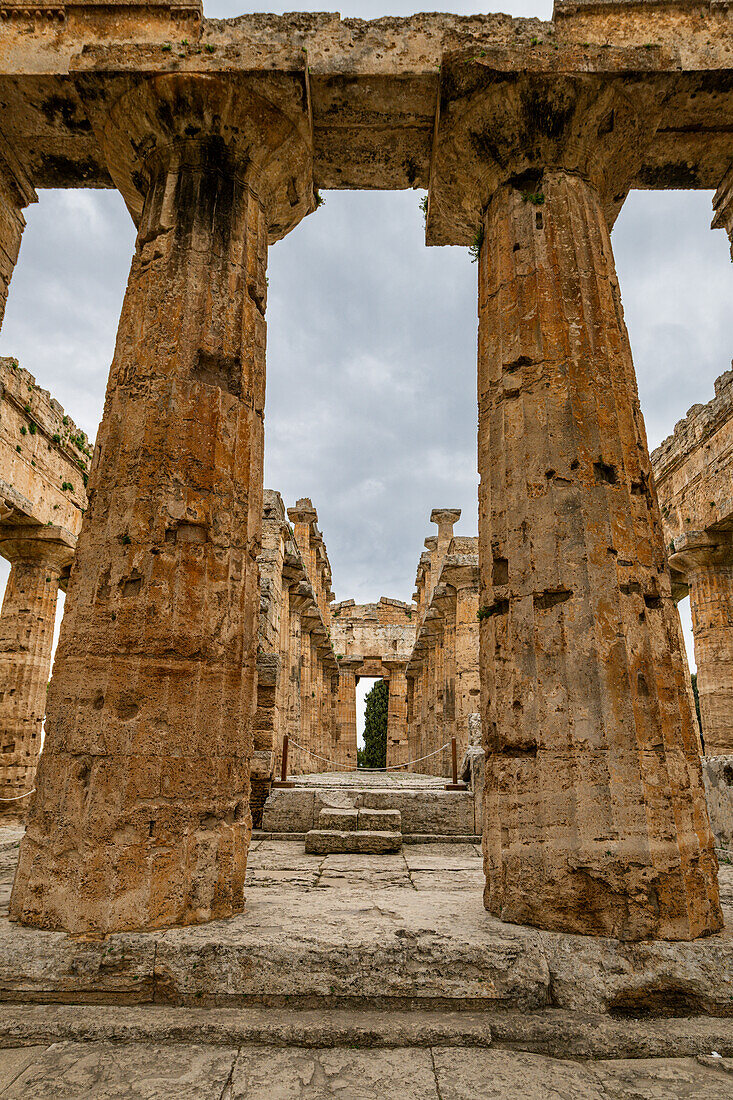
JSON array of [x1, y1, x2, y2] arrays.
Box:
[[407, 513, 480, 776], [0, 71, 725, 940]]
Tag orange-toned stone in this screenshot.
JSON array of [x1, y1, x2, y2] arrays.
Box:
[[0, 527, 74, 813], [477, 169, 722, 941], [10, 74, 313, 933]]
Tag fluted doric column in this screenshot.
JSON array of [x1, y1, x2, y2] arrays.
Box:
[[426, 55, 723, 938], [670, 534, 733, 756], [477, 167, 721, 940], [385, 663, 409, 769], [335, 664, 358, 769], [0, 526, 74, 813], [10, 74, 314, 933]]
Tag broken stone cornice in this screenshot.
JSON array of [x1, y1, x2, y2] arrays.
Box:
[[651, 367, 733, 482]]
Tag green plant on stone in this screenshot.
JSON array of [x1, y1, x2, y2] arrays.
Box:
[[20, 426, 26, 436], [522, 191, 545, 206], [469, 226, 484, 263], [28, 422, 36, 434]]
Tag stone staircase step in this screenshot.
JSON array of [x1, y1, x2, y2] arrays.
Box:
[[304, 829, 402, 854], [1, 1003, 733, 1061], [358, 808, 401, 831], [263, 785, 476, 836], [319, 808, 359, 831]]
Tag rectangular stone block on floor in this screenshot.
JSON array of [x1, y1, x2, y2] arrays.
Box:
[[358, 808, 401, 831], [319, 808, 358, 831], [304, 830, 402, 854]]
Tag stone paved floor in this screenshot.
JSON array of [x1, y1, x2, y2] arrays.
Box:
[[1, 829, 733, 1096], [1, 1042, 732, 1098]]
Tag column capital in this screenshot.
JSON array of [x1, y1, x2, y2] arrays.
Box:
[[427, 44, 673, 246], [0, 523, 75, 571], [98, 73, 314, 244], [287, 498, 319, 527], [431, 507, 461, 558], [669, 531, 733, 576]]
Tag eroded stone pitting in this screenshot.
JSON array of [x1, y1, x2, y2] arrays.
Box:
[[0, 0, 729, 949]]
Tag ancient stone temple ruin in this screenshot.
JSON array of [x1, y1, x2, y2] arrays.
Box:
[[0, 1, 733, 1093], [652, 368, 733, 854]]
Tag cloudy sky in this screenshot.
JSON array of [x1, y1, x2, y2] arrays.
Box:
[[1, 0, 732, 678]]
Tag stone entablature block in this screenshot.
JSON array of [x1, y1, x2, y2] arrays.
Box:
[[651, 367, 733, 550], [0, 356, 91, 542]]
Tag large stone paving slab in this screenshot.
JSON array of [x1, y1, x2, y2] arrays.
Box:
[[431, 1050, 733, 1100], [230, 1045, 439, 1100], [0, 1041, 238, 1099], [2, 1042, 730, 1100]]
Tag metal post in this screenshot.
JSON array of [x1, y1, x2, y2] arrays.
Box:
[[272, 733, 294, 788], [281, 734, 289, 783], [445, 734, 467, 790]]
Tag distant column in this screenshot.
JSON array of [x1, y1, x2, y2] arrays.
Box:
[[670, 534, 733, 756], [336, 665, 358, 768], [0, 526, 74, 813], [454, 580, 480, 760], [385, 663, 409, 769]]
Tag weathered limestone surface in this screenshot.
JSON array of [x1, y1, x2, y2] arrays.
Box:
[[703, 757, 733, 854], [0, 1, 730, 943], [2, 834, 733, 1021], [9, 73, 314, 934], [0, 146, 35, 334], [473, 150, 720, 934], [408, 511, 479, 776], [0, 359, 91, 814], [253, 492, 338, 818], [330, 596, 416, 769], [652, 370, 733, 756], [2, 1041, 731, 1100], [262, 775, 479, 836], [0, 528, 73, 808], [0, 357, 90, 542], [652, 371, 733, 852]]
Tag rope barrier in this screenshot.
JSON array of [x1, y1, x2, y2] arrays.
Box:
[[0, 788, 35, 801], [287, 739, 452, 773]]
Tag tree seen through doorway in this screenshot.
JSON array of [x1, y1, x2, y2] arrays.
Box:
[[358, 679, 388, 769]]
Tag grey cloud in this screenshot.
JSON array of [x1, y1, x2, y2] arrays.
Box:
[[0, 2, 730, 658]]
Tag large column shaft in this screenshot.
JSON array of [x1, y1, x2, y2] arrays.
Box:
[[0, 532, 72, 811], [11, 140, 268, 933], [478, 169, 721, 940]]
